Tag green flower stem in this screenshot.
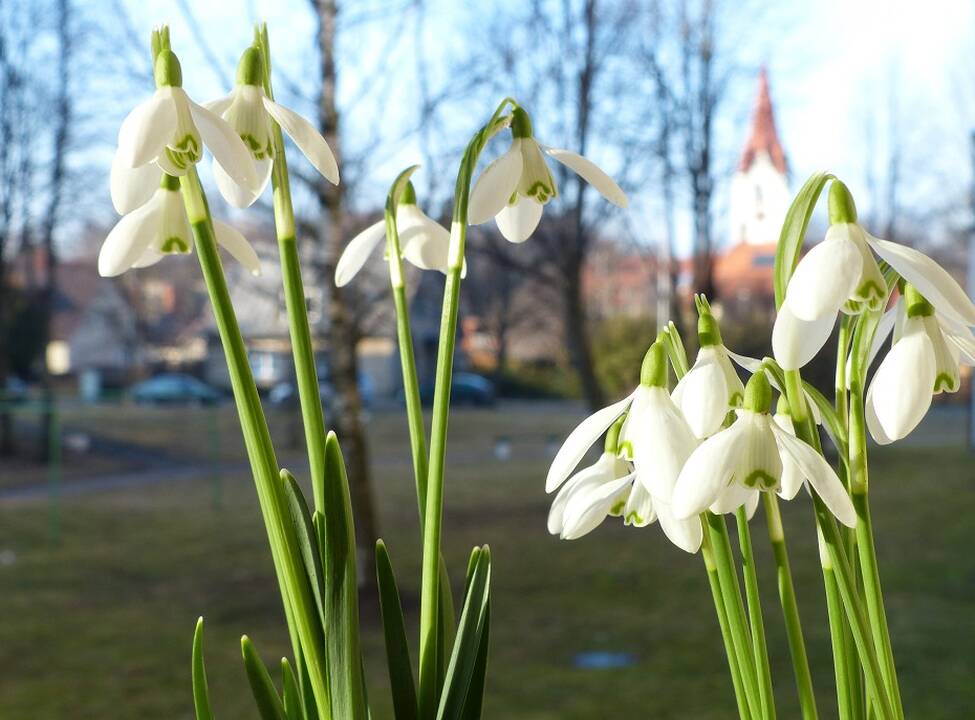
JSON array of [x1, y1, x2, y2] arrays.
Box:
[[763, 493, 818, 720], [783, 370, 895, 720], [180, 168, 332, 719], [735, 507, 776, 720], [704, 511, 763, 720], [257, 26, 329, 513], [819, 528, 856, 720], [417, 102, 515, 719], [849, 368, 904, 719], [702, 526, 752, 720]]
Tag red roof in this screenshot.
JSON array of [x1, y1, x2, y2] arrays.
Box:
[[738, 68, 787, 174]]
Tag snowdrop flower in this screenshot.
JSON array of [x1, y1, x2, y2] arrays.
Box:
[[865, 283, 975, 443], [547, 418, 654, 540], [775, 180, 975, 371], [772, 182, 885, 370], [547, 343, 702, 552], [204, 47, 339, 208], [671, 296, 745, 438], [335, 183, 459, 287], [98, 174, 260, 278], [467, 106, 627, 242], [110, 50, 259, 214], [673, 372, 856, 528]]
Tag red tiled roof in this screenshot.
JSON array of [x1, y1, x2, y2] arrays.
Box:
[[738, 68, 787, 174]]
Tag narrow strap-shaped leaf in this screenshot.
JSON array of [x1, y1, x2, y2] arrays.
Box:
[[436, 557, 457, 693], [437, 547, 492, 720], [241, 636, 287, 720], [281, 658, 304, 720], [774, 171, 835, 308], [191, 617, 214, 720], [376, 540, 419, 720], [280, 469, 327, 627], [321, 432, 368, 719], [458, 601, 490, 720], [296, 647, 320, 720], [802, 381, 849, 464]]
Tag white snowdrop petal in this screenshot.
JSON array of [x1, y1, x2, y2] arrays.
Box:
[[262, 97, 339, 185], [213, 220, 261, 276], [546, 392, 634, 493], [131, 246, 165, 269], [204, 93, 235, 116], [773, 414, 804, 500], [334, 220, 386, 287], [398, 206, 451, 272], [561, 475, 633, 540], [744, 489, 761, 520], [866, 234, 975, 326], [924, 317, 960, 394], [672, 358, 729, 439], [770, 423, 856, 527], [772, 300, 836, 370], [110, 154, 161, 214], [865, 317, 937, 443], [622, 482, 655, 527], [736, 414, 782, 493], [709, 482, 757, 515], [467, 145, 523, 225], [547, 457, 613, 535], [633, 387, 699, 501], [98, 199, 161, 277], [543, 146, 628, 208], [655, 500, 703, 553], [188, 100, 259, 193], [495, 196, 543, 243], [213, 157, 267, 208], [785, 227, 863, 321], [672, 422, 744, 519], [117, 92, 177, 168]]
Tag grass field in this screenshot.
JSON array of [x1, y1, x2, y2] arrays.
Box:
[[0, 403, 972, 718]]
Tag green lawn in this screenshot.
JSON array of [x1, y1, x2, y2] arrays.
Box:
[[0, 404, 972, 718]]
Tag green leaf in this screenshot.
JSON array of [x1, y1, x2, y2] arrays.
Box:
[[801, 381, 849, 465], [280, 469, 327, 627], [458, 602, 490, 720], [376, 540, 419, 720], [241, 636, 287, 720], [321, 432, 368, 720], [436, 547, 492, 720], [774, 171, 835, 308], [437, 557, 457, 692], [191, 617, 214, 720], [281, 658, 304, 720]]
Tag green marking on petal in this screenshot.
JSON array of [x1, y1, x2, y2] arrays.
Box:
[[618, 440, 633, 460], [854, 279, 885, 306], [742, 469, 777, 489], [161, 237, 190, 254], [728, 391, 744, 408], [625, 511, 643, 525], [610, 500, 626, 516], [525, 181, 554, 203], [934, 373, 959, 393]]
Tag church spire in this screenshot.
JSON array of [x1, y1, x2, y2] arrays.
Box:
[[738, 68, 787, 174]]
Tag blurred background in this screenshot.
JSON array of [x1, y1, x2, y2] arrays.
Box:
[[1, 0, 973, 717]]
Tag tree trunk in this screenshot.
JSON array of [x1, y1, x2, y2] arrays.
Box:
[[313, 0, 379, 590], [563, 256, 605, 410]]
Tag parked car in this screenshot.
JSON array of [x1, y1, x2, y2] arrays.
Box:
[[268, 372, 374, 409], [130, 374, 223, 406], [418, 372, 496, 407]]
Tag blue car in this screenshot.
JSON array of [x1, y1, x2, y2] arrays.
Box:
[[130, 374, 222, 406]]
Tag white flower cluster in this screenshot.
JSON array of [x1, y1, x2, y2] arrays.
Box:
[[100, 45, 338, 278]]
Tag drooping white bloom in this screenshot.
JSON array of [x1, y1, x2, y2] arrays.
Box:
[[865, 284, 975, 444], [468, 106, 627, 243], [204, 47, 339, 208], [98, 175, 260, 278], [335, 187, 458, 287], [110, 50, 259, 214], [672, 372, 856, 528], [547, 444, 653, 540], [546, 343, 702, 552], [671, 302, 744, 439]]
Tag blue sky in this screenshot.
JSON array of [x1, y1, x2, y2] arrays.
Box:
[[114, 0, 975, 256]]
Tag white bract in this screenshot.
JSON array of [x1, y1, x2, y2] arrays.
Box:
[[672, 373, 856, 528], [204, 47, 339, 208], [335, 189, 459, 287], [99, 176, 260, 278], [865, 284, 975, 444], [110, 50, 260, 215], [546, 344, 702, 553], [672, 305, 744, 439], [467, 107, 627, 243]]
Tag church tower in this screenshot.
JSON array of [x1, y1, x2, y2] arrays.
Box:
[[729, 69, 789, 247]]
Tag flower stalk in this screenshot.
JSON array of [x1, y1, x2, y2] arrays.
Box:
[[736, 505, 775, 720]]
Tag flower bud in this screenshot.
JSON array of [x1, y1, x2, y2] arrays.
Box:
[[743, 371, 772, 414]]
